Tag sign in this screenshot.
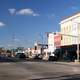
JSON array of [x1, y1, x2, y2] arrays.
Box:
[[54, 34, 62, 47]]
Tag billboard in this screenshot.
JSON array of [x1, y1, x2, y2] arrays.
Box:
[[54, 34, 62, 47]]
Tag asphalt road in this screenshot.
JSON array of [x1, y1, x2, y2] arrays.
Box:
[[0, 62, 80, 80]]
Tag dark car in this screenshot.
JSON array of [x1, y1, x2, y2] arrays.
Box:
[[53, 48, 64, 60], [48, 52, 58, 61], [49, 48, 63, 61], [15, 53, 26, 60], [34, 54, 42, 60]]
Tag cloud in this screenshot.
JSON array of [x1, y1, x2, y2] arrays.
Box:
[[70, 6, 79, 11], [8, 8, 16, 15], [17, 8, 40, 16], [0, 22, 5, 27], [14, 38, 20, 42], [8, 8, 40, 16], [47, 14, 55, 19], [33, 13, 40, 16]]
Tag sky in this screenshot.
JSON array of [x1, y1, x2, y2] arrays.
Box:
[[0, 0, 80, 48]]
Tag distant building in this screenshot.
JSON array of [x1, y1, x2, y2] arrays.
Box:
[[34, 42, 48, 54]]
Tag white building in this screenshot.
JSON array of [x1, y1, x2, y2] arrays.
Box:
[[47, 32, 61, 53], [60, 13, 80, 46]]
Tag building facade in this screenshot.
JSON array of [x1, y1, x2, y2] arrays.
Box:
[[60, 13, 80, 46], [47, 32, 61, 52]]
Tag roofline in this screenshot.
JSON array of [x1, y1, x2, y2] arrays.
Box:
[[60, 12, 80, 24]]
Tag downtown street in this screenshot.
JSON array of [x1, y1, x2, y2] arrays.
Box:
[[0, 61, 80, 80]]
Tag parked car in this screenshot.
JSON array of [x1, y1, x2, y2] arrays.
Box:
[[34, 54, 42, 60], [48, 48, 63, 61], [48, 52, 57, 61], [15, 53, 26, 60]]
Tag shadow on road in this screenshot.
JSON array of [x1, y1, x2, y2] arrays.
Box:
[[0, 57, 20, 62], [29, 74, 80, 80]]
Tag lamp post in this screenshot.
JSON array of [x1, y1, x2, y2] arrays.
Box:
[[76, 23, 80, 62], [77, 37, 79, 61]]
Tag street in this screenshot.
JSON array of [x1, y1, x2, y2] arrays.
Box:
[[0, 62, 80, 80]]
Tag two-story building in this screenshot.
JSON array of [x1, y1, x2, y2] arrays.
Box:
[[60, 13, 80, 61]]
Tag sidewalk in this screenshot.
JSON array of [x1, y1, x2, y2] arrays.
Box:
[[53, 61, 80, 67]]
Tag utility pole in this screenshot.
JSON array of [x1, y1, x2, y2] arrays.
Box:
[[77, 37, 79, 61]]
